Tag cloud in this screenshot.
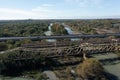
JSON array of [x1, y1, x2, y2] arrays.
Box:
[[0, 8, 36, 19], [31, 4, 63, 19], [65, 0, 103, 7], [0, 6, 99, 19], [41, 4, 54, 7], [0, 8, 35, 15], [32, 6, 53, 13], [0, 4, 63, 19]]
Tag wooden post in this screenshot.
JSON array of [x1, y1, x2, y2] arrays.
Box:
[[83, 51, 87, 60], [54, 42, 57, 53], [116, 40, 118, 46]]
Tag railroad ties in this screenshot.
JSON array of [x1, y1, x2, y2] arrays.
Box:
[[43, 43, 119, 58]]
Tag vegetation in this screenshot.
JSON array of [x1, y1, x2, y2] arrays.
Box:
[[0, 20, 50, 51], [76, 58, 107, 80], [35, 73, 48, 80], [0, 20, 49, 37], [54, 67, 75, 80], [51, 23, 68, 35], [0, 39, 32, 51], [51, 23, 70, 41], [65, 19, 120, 34], [0, 42, 8, 51], [0, 50, 45, 76], [0, 19, 120, 79]]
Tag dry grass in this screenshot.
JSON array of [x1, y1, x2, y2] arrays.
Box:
[[76, 58, 107, 80]]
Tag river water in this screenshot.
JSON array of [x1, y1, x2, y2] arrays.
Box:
[[44, 23, 53, 36], [44, 23, 80, 42], [44, 23, 56, 42], [63, 23, 80, 41]]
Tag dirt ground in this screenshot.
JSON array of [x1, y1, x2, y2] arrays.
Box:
[[93, 53, 120, 80]]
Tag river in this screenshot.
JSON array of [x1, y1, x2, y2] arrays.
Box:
[[44, 23, 80, 42], [62, 23, 80, 41], [44, 23, 56, 42]]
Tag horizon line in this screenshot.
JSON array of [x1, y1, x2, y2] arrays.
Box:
[[0, 17, 120, 21]]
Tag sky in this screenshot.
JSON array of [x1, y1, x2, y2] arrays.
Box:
[[0, 0, 120, 19]]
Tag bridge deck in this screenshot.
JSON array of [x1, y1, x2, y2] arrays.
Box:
[[1, 34, 120, 41]]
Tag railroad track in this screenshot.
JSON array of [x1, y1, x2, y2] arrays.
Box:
[[2, 43, 120, 61]]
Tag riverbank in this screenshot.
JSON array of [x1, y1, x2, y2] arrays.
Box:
[[62, 23, 81, 35]]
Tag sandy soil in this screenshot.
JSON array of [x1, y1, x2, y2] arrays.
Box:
[[93, 53, 120, 80]]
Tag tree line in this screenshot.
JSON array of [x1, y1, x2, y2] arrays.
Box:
[[0, 20, 50, 51], [65, 19, 120, 34]]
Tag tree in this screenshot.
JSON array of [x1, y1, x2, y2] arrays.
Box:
[[0, 43, 8, 51]]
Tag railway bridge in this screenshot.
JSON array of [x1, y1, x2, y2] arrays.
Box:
[[7, 43, 120, 61]]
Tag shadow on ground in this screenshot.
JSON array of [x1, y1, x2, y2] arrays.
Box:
[[104, 72, 119, 80]]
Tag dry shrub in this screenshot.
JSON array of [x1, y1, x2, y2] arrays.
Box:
[[76, 58, 104, 79]]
